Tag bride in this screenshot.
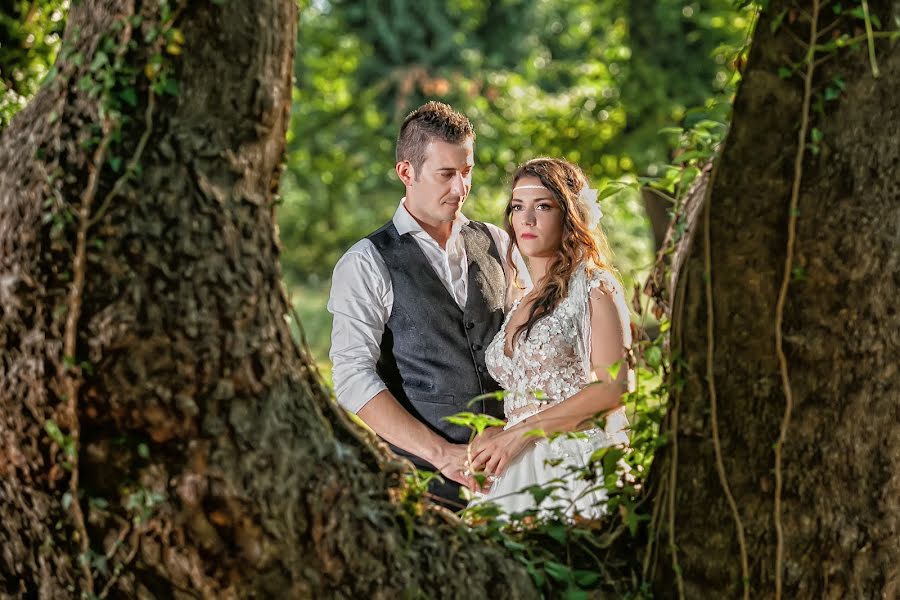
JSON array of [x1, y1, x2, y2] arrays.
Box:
[[466, 157, 632, 518]]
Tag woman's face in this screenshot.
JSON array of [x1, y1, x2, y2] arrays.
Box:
[[509, 176, 564, 258]]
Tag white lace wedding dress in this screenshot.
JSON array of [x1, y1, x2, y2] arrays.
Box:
[[470, 263, 630, 518]]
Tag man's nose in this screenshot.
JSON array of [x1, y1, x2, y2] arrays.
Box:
[[450, 172, 466, 196]]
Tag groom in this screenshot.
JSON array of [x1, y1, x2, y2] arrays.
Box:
[[328, 101, 527, 509]]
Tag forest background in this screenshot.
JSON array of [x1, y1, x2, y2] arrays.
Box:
[[2, 0, 753, 378]]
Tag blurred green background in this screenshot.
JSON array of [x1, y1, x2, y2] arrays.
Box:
[[282, 0, 753, 375], [1, 0, 754, 380]]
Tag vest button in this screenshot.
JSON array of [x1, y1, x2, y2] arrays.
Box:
[[477, 365, 485, 373], [471, 343, 482, 351], [465, 322, 475, 330]]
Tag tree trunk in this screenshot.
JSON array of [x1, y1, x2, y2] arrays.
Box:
[[650, 1, 900, 597], [0, 2, 534, 597]]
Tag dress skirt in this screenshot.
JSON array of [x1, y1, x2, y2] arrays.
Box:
[[469, 410, 629, 519]]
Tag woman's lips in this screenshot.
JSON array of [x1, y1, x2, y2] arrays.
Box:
[[520, 232, 537, 239]]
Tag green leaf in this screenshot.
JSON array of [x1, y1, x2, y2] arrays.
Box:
[[89, 51, 109, 71], [159, 77, 179, 96], [443, 412, 505, 434], [137, 443, 150, 459], [562, 588, 589, 600], [810, 128, 823, 143], [574, 569, 601, 588], [466, 389, 505, 407], [525, 483, 561, 505], [777, 66, 792, 79], [544, 560, 573, 582], [89, 497, 109, 509], [525, 562, 546, 589], [44, 420, 66, 447], [644, 345, 662, 368], [120, 87, 138, 107], [770, 9, 788, 32], [77, 75, 95, 91], [606, 361, 622, 381], [546, 523, 567, 544], [523, 428, 547, 439]]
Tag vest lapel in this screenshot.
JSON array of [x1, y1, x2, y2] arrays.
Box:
[[462, 223, 505, 313]]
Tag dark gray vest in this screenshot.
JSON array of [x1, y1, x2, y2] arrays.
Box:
[[368, 220, 506, 471]]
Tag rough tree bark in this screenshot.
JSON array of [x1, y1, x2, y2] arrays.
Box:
[[650, 0, 899, 597], [0, 2, 535, 597]]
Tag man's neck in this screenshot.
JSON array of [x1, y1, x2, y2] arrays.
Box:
[[403, 204, 454, 249]]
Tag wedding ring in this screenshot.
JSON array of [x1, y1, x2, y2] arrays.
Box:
[[462, 469, 471, 477], [487, 475, 498, 482]]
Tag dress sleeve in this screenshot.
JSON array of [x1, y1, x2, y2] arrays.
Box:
[[580, 269, 632, 387]]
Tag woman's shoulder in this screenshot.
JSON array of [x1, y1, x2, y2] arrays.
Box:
[[571, 262, 621, 298]]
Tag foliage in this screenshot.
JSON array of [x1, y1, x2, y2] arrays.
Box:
[[0, 0, 66, 129], [280, 0, 752, 290]]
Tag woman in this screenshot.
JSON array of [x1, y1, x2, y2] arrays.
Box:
[[467, 157, 632, 518]]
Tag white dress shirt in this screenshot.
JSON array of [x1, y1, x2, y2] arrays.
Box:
[[328, 199, 531, 413]]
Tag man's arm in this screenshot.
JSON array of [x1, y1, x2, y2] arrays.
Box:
[[327, 244, 470, 485], [358, 391, 471, 486]]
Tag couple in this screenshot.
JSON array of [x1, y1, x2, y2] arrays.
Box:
[[328, 101, 631, 516]]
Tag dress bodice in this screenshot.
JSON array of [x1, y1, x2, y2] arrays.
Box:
[[485, 263, 629, 428]]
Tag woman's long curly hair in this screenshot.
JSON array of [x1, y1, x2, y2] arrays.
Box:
[[505, 157, 616, 344]]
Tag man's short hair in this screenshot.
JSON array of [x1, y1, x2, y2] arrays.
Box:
[[396, 101, 475, 176]]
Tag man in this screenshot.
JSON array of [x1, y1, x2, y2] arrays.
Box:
[[327, 101, 528, 509]]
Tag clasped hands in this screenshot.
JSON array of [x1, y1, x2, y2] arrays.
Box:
[[439, 425, 536, 493]]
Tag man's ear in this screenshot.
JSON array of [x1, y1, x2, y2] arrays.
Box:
[[396, 160, 415, 186]]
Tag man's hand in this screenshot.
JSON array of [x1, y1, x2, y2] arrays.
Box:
[[431, 442, 473, 489]]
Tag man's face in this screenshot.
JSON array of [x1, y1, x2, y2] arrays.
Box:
[[400, 137, 474, 227]]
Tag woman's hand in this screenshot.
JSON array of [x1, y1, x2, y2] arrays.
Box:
[[468, 425, 536, 488]]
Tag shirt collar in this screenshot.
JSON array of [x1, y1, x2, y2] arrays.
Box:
[[393, 197, 470, 238]]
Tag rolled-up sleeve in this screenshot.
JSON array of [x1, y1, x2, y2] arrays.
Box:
[[327, 242, 391, 413]]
